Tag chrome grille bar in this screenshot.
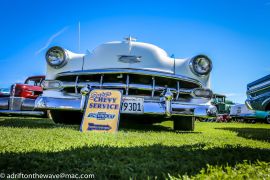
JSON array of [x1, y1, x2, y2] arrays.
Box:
[[176, 81, 180, 100], [57, 70, 200, 100], [57, 68, 202, 87], [152, 77, 155, 97], [100, 74, 104, 89], [126, 74, 129, 95], [61, 81, 192, 94], [75, 76, 79, 94]]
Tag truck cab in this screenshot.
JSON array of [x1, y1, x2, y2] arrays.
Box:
[[0, 76, 45, 116]]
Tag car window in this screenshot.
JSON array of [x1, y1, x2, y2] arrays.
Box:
[[26, 78, 42, 86]]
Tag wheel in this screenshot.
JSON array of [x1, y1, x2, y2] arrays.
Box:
[[173, 116, 195, 131], [266, 115, 270, 124], [48, 110, 83, 124]]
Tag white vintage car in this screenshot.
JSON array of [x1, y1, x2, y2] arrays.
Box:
[[35, 37, 217, 131]]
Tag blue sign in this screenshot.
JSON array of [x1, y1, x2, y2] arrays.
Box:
[[87, 123, 112, 131], [88, 112, 115, 120]]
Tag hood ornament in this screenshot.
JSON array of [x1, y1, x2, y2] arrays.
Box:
[[124, 35, 136, 42], [118, 55, 141, 63]]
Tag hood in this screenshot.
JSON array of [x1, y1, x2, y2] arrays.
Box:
[[83, 41, 175, 74]]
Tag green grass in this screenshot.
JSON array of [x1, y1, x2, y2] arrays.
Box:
[[0, 116, 270, 179]]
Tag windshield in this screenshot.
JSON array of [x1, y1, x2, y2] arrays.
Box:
[[25, 78, 43, 86]]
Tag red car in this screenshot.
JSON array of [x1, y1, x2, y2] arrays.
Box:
[[0, 76, 45, 116]]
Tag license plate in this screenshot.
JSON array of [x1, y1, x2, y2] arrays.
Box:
[[121, 97, 144, 114]]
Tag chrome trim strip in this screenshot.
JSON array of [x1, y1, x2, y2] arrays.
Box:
[[247, 91, 270, 101], [56, 68, 202, 87], [0, 110, 44, 116], [247, 84, 270, 95], [248, 79, 270, 91]]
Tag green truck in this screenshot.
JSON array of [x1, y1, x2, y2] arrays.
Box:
[[211, 94, 232, 115]]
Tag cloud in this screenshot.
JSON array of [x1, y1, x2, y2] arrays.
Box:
[[35, 27, 68, 55]]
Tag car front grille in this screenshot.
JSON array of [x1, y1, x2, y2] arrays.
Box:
[[56, 69, 201, 101], [247, 80, 270, 98]]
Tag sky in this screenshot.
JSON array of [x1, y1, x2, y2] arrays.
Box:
[[0, 0, 270, 103]]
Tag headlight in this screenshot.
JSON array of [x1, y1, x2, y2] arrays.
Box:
[[41, 80, 63, 90], [193, 88, 213, 98], [46, 46, 68, 69], [190, 55, 212, 76]]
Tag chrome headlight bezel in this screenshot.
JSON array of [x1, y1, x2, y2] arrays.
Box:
[[45, 46, 68, 69], [41, 80, 63, 90], [189, 55, 212, 76]]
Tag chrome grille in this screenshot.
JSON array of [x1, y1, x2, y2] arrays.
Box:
[[56, 70, 201, 101]]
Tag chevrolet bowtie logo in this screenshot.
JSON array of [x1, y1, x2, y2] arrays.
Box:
[[118, 55, 141, 63]]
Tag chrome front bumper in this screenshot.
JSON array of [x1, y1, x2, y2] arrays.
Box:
[[0, 97, 44, 116], [35, 95, 217, 118]]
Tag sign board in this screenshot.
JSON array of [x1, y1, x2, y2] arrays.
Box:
[[80, 89, 122, 133]]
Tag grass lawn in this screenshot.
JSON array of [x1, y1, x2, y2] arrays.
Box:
[[0, 116, 270, 179]]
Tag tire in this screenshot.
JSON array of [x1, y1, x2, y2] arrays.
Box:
[[173, 116, 195, 131], [48, 110, 83, 124]]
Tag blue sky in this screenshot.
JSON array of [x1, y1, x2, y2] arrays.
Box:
[[0, 0, 270, 103]]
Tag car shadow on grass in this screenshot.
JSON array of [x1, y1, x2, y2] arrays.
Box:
[[0, 143, 269, 179], [119, 115, 201, 133], [0, 117, 79, 130], [0, 116, 200, 133], [119, 120, 173, 132], [119, 122, 201, 133], [217, 127, 270, 142]]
